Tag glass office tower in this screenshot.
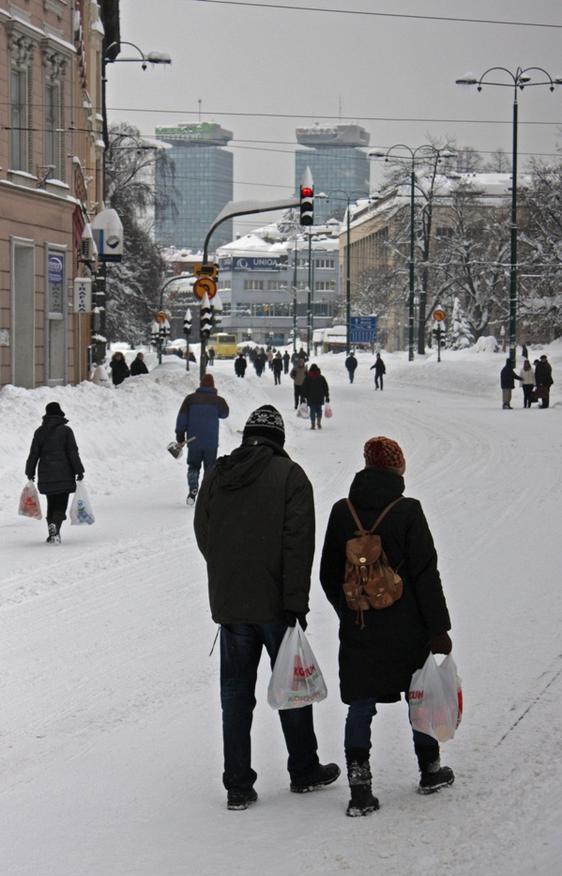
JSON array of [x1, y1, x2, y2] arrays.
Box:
[[155, 123, 233, 251], [294, 124, 370, 224]]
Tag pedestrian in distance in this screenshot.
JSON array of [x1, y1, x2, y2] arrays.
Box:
[[194, 404, 340, 811], [109, 351, 130, 386], [175, 374, 229, 504], [234, 352, 247, 378], [370, 353, 386, 390], [521, 342, 528, 360], [290, 357, 308, 409], [519, 359, 535, 408], [500, 358, 522, 409], [130, 352, 149, 376], [534, 354, 553, 409], [207, 346, 216, 366], [320, 436, 454, 816], [345, 352, 358, 384], [282, 350, 291, 374], [272, 352, 283, 385], [302, 363, 330, 430], [25, 402, 85, 544]]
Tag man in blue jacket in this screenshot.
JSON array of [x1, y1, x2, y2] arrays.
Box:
[[175, 374, 229, 503]]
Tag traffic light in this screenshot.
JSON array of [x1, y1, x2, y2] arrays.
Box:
[[299, 166, 314, 226], [183, 308, 192, 336]]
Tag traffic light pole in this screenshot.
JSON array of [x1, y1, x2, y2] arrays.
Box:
[[199, 197, 301, 377]]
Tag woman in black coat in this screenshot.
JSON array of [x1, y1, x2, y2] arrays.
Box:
[[25, 402, 85, 543], [109, 351, 130, 386], [320, 436, 454, 816], [301, 363, 330, 429]]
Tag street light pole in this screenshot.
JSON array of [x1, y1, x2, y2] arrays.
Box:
[[307, 231, 313, 355], [293, 234, 298, 353], [346, 199, 351, 354], [456, 66, 561, 364], [408, 166, 416, 362]]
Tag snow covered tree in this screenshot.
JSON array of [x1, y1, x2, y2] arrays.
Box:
[[103, 123, 175, 342], [445, 296, 475, 349]]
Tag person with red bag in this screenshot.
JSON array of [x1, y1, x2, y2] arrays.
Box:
[[25, 402, 85, 544]]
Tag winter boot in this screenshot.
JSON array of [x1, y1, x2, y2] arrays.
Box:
[[418, 759, 455, 794], [226, 788, 258, 811], [46, 523, 57, 544], [290, 762, 340, 793], [345, 750, 379, 817], [186, 488, 198, 506]]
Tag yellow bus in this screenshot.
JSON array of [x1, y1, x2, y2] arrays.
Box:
[[208, 332, 237, 359]]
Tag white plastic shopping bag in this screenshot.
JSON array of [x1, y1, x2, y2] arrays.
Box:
[[408, 653, 463, 742], [18, 480, 42, 520], [324, 404, 333, 418], [296, 402, 309, 419], [69, 481, 95, 525], [268, 623, 328, 710]]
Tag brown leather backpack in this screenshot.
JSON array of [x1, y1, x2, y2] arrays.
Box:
[[343, 497, 403, 626]]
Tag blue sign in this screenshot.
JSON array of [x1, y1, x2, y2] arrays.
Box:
[[350, 316, 377, 343], [220, 256, 281, 272]]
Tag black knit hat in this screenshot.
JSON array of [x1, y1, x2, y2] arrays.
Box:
[[45, 401, 65, 417], [243, 405, 285, 447]]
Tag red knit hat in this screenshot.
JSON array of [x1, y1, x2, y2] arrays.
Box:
[[363, 436, 406, 475]]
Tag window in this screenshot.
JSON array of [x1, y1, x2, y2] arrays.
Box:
[[43, 50, 66, 181], [10, 66, 31, 172], [243, 279, 264, 291]]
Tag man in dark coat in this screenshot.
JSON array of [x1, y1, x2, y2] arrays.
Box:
[[272, 352, 283, 385], [534, 354, 553, 409], [109, 351, 130, 386], [234, 352, 247, 378], [25, 402, 85, 543], [345, 352, 358, 384], [282, 350, 291, 373], [370, 353, 386, 390], [175, 374, 229, 503], [194, 405, 340, 811], [320, 436, 454, 816], [500, 357, 522, 409], [130, 352, 149, 376]]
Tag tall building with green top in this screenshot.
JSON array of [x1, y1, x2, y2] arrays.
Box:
[[155, 123, 233, 251]]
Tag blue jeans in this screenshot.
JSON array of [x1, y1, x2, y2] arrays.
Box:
[[345, 697, 439, 771], [187, 446, 217, 492], [220, 623, 319, 792], [309, 403, 323, 425]]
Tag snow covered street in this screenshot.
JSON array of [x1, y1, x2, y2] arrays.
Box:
[[1, 345, 561, 876]]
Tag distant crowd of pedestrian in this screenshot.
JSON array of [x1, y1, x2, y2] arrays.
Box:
[[500, 348, 553, 410]]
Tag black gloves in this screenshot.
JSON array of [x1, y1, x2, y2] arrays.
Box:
[[284, 610, 308, 631], [430, 631, 452, 655], [76, 474, 84, 481]]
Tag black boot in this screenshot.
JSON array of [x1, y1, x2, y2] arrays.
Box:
[[418, 759, 455, 794], [345, 749, 379, 817]]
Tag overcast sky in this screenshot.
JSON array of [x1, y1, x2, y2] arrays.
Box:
[[107, 0, 562, 231]]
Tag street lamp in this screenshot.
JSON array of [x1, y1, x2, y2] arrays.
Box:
[[456, 67, 561, 365], [369, 145, 455, 361]]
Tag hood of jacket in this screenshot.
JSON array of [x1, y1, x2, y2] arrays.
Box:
[[348, 467, 405, 511], [40, 414, 68, 430], [215, 439, 289, 491]]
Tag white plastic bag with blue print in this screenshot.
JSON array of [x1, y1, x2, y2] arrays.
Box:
[[69, 480, 95, 525], [268, 623, 328, 710]]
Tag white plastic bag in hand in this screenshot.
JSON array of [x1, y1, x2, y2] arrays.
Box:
[[268, 623, 328, 710], [18, 480, 42, 520], [296, 402, 309, 419], [69, 481, 95, 525], [408, 653, 463, 742], [324, 404, 333, 418]]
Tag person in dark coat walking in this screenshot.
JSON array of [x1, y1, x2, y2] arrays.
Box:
[[25, 402, 85, 543], [345, 353, 358, 384], [282, 350, 291, 374], [320, 436, 454, 816], [109, 351, 130, 386], [500, 358, 522, 409], [234, 352, 247, 378], [302, 363, 330, 429], [175, 374, 229, 503], [534, 354, 553, 409], [130, 352, 148, 376], [290, 358, 308, 409], [194, 405, 339, 810], [272, 352, 283, 385], [370, 353, 386, 390]]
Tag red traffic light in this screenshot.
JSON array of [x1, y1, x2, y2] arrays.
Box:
[[300, 186, 313, 198]]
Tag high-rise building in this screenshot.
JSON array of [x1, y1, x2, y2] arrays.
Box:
[[294, 124, 370, 224], [155, 122, 233, 251]]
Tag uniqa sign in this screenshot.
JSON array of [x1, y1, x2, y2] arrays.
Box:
[[228, 256, 280, 272]]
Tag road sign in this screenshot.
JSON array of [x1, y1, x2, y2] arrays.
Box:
[[350, 316, 377, 344], [155, 311, 168, 323], [193, 277, 217, 300], [194, 262, 219, 278], [433, 308, 446, 322]]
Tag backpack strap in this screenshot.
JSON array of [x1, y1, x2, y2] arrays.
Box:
[[346, 496, 403, 535]]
